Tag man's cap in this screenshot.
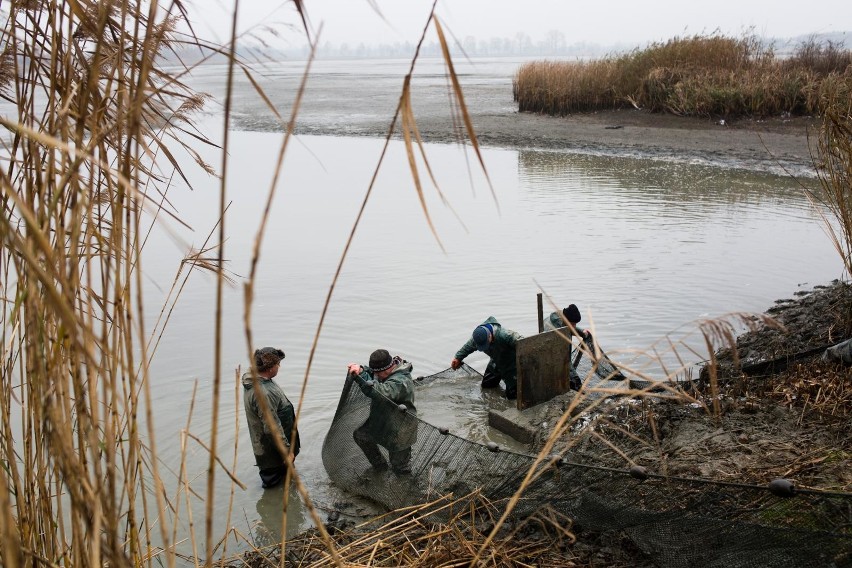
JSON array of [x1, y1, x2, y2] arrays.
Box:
[[255, 347, 285, 372], [563, 304, 581, 324], [368, 349, 394, 373], [472, 325, 492, 351]]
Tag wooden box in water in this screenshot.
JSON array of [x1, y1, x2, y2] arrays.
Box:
[[516, 327, 573, 409]]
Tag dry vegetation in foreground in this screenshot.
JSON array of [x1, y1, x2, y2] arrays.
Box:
[[0, 1, 487, 567], [513, 34, 852, 119], [226, 491, 652, 568]]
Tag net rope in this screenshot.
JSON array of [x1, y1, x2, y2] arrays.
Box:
[[322, 362, 852, 568]]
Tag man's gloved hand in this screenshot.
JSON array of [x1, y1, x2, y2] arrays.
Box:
[[347, 363, 362, 377], [450, 358, 462, 370]]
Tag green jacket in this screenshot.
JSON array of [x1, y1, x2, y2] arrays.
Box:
[[353, 359, 417, 451], [242, 372, 301, 470], [455, 316, 522, 381]]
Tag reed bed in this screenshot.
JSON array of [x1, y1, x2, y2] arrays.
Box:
[[514, 33, 852, 118], [0, 1, 239, 566], [0, 0, 489, 565]]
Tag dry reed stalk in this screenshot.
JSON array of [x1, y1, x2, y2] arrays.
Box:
[[812, 81, 852, 279], [226, 491, 580, 568], [205, 1, 241, 564], [0, 1, 251, 566]]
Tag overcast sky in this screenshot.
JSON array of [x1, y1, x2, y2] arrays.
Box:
[[191, 0, 851, 48]]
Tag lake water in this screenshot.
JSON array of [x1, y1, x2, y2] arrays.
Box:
[[21, 57, 849, 557]]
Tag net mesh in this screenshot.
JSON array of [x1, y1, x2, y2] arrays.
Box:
[[322, 364, 852, 567]]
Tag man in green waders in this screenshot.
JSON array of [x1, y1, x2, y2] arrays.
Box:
[[542, 304, 591, 391], [347, 349, 417, 474], [242, 347, 301, 488], [450, 316, 523, 400]]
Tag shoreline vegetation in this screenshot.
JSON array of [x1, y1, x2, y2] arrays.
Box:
[[2, 1, 851, 565], [513, 34, 852, 119]]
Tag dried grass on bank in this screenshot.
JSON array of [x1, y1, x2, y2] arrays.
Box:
[[225, 491, 648, 568], [513, 33, 852, 118]]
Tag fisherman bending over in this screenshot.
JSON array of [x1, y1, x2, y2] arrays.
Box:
[[542, 304, 592, 391], [451, 316, 523, 400], [347, 349, 417, 474]]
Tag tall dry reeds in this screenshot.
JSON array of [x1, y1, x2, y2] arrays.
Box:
[[0, 1, 223, 566], [0, 0, 491, 566], [514, 33, 852, 119], [812, 76, 852, 294]]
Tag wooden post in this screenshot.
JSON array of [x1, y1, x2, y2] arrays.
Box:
[[536, 293, 544, 333]]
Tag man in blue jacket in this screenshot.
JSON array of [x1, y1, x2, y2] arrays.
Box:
[[451, 316, 523, 400]]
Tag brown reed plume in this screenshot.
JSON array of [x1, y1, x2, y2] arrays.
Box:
[[0, 0, 498, 566]]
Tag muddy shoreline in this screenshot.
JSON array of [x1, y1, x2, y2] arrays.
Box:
[[421, 109, 819, 176], [291, 105, 821, 177]]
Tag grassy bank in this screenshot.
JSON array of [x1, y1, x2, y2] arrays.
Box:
[[513, 34, 852, 118]]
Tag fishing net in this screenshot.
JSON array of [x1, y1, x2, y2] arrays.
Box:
[[322, 363, 852, 568]]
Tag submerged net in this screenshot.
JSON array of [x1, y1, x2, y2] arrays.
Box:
[[322, 364, 852, 568]]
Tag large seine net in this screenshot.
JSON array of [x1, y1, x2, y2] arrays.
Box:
[[322, 360, 852, 568]]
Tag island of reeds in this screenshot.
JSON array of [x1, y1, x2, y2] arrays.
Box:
[[513, 34, 852, 119]]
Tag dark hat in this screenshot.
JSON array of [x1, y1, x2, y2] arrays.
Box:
[[255, 347, 285, 372], [472, 325, 492, 351], [563, 304, 581, 325], [368, 349, 394, 372]]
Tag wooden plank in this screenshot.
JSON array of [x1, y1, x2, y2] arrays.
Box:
[[516, 328, 573, 409]]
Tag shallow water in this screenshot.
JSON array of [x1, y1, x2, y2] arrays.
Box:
[[140, 120, 840, 555]]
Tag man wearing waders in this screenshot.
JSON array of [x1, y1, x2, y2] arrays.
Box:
[[347, 349, 417, 474], [451, 316, 523, 400], [543, 304, 591, 391], [243, 347, 301, 488]]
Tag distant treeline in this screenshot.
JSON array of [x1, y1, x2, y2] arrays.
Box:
[[163, 31, 849, 64], [513, 34, 852, 118], [163, 34, 617, 64]]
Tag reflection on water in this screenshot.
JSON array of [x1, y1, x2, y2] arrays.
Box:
[[518, 150, 814, 211], [252, 485, 308, 546]]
